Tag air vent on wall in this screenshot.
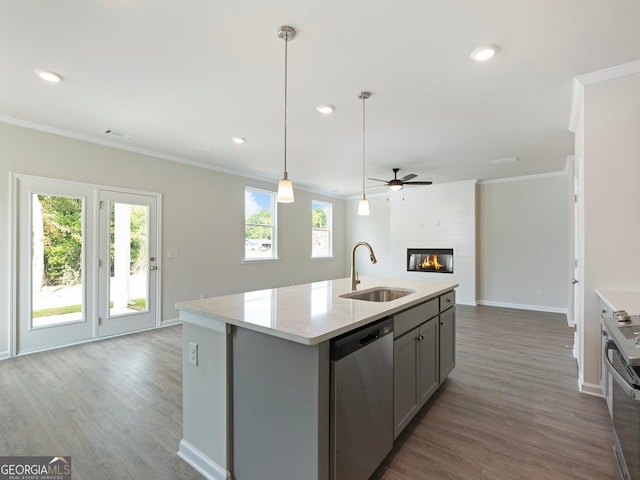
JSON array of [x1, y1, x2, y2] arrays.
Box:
[[103, 129, 132, 140]]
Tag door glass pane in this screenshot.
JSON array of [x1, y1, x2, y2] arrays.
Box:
[[109, 202, 149, 317], [32, 194, 84, 327]]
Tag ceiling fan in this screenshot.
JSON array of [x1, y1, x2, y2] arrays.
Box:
[[368, 168, 433, 190]]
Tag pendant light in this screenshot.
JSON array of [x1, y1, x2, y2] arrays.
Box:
[[276, 26, 296, 203], [357, 91, 371, 216]]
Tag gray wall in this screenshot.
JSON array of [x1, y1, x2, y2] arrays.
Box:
[[581, 72, 640, 388], [477, 174, 570, 312], [0, 122, 347, 357]]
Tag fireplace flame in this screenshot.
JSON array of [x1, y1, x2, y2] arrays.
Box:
[[421, 254, 444, 270]]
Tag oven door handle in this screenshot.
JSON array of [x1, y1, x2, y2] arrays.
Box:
[[604, 339, 640, 401]]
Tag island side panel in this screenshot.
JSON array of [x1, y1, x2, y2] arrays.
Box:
[[232, 326, 330, 480], [180, 320, 231, 479]]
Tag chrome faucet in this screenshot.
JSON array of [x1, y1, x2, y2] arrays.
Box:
[[351, 241, 377, 290]]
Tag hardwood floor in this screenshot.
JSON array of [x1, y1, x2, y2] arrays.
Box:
[[0, 326, 203, 480], [373, 305, 615, 480], [0, 306, 614, 480]]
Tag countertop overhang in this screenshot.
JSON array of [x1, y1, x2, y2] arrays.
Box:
[[176, 277, 458, 345]]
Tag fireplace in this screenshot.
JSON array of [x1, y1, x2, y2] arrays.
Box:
[[407, 248, 454, 274]]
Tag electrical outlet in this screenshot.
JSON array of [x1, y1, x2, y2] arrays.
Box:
[[188, 342, 198, 366]]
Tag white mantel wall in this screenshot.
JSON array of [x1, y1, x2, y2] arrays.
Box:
[[388, 181, 477, 305], [346, 181, 477, 305]]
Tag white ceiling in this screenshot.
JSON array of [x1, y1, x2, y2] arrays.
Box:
[[2, 0, 640, 197]]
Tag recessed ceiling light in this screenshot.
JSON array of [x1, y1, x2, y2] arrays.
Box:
[[35, 68, 64, 83], [470, 45, 500, 62], [231, 136, 246, 144], [316, 104, 335, 114]]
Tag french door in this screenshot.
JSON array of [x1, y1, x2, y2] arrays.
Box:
[[97, 190, 158, 337], [13, 175, 160, 355]]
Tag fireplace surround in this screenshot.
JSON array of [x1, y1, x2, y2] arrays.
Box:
[[407, 248, 454, 274]]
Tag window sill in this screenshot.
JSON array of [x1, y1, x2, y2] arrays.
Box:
[[242, 258, 280, 264], [311, 255, 334, 260]]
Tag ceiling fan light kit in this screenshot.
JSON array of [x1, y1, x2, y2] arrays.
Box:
[[369, 167, 432, 191], [276, 25, 296, 204]]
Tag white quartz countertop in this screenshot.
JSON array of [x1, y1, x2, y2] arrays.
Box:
[[596, 289, 640, 315], [176, 277, 458, 345]]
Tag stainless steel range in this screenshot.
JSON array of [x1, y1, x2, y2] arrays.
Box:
[[603, 312, 640, 480]]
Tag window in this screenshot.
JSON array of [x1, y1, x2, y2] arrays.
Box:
[[245, 188, 276, 260], [312, 200, 332, 258]]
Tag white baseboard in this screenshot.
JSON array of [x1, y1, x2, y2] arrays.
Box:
[[476, 300, 568, 315], [160, 318, 182, 327], [579, 381, 604, 398], [177, 439, 230, 480], [0, 350, 9, 360]]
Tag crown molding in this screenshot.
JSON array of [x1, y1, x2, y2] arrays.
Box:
[[568, 59, 640, 133], [478, 170, 566, 185], [0, 115, 345, 200]]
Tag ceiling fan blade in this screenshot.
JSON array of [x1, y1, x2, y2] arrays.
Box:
[[403, 181, 433, 185], [401, 173, 417, 181], [367, 178, 390, 183]]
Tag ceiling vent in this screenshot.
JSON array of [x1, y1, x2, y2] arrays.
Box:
[[103, 129, 132, 140]]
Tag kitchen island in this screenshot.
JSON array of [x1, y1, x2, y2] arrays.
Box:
[[175, 276, 457, 480]]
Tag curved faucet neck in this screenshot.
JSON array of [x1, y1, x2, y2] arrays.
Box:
[[350, 242, 377, 290]]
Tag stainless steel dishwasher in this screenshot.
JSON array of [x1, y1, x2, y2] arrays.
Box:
[[330, 316, 394, 480]]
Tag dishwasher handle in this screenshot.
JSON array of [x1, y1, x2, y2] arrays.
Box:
[[359, 332, 379, 347], [330, 317, 393, 361]]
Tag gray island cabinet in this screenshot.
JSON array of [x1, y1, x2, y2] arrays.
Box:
[[175, 277, 457, 480]]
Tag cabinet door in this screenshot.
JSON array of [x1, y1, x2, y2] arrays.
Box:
[[417, 318, 439, 405], [439, 308, 455, 380], [393, 329, 419, 439]]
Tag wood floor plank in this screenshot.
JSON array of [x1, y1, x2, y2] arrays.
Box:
[[373, 305, 614, 480], [0, 326, 203, 480], [0, 306, 615, 479]]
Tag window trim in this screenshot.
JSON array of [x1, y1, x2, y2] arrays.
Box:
[[244, 187, 277, 262], [311, 199, 333, 259]]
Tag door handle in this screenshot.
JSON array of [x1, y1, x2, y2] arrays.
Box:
[[150, 266, 157, 271], [572, 279, 579, 285]]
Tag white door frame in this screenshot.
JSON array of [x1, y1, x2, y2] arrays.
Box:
[[9, 173, 162, 357]]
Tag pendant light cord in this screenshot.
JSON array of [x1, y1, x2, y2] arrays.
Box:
[[361, 95, 366, 198], [283, 33, 288, 178]]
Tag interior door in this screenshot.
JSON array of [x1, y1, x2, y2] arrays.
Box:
[[15, 176, 95, 355], [572, 157, 583, 361], [97, 190, 158, 337]]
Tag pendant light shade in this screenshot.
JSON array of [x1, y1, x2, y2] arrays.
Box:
[[277, 176, 294, 203], [276, 25, 296, 203], [358, 198, 370, 216], [357, 91, 371, 216]]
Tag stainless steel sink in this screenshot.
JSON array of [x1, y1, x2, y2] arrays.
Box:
[[340, 287, 415, 302]]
